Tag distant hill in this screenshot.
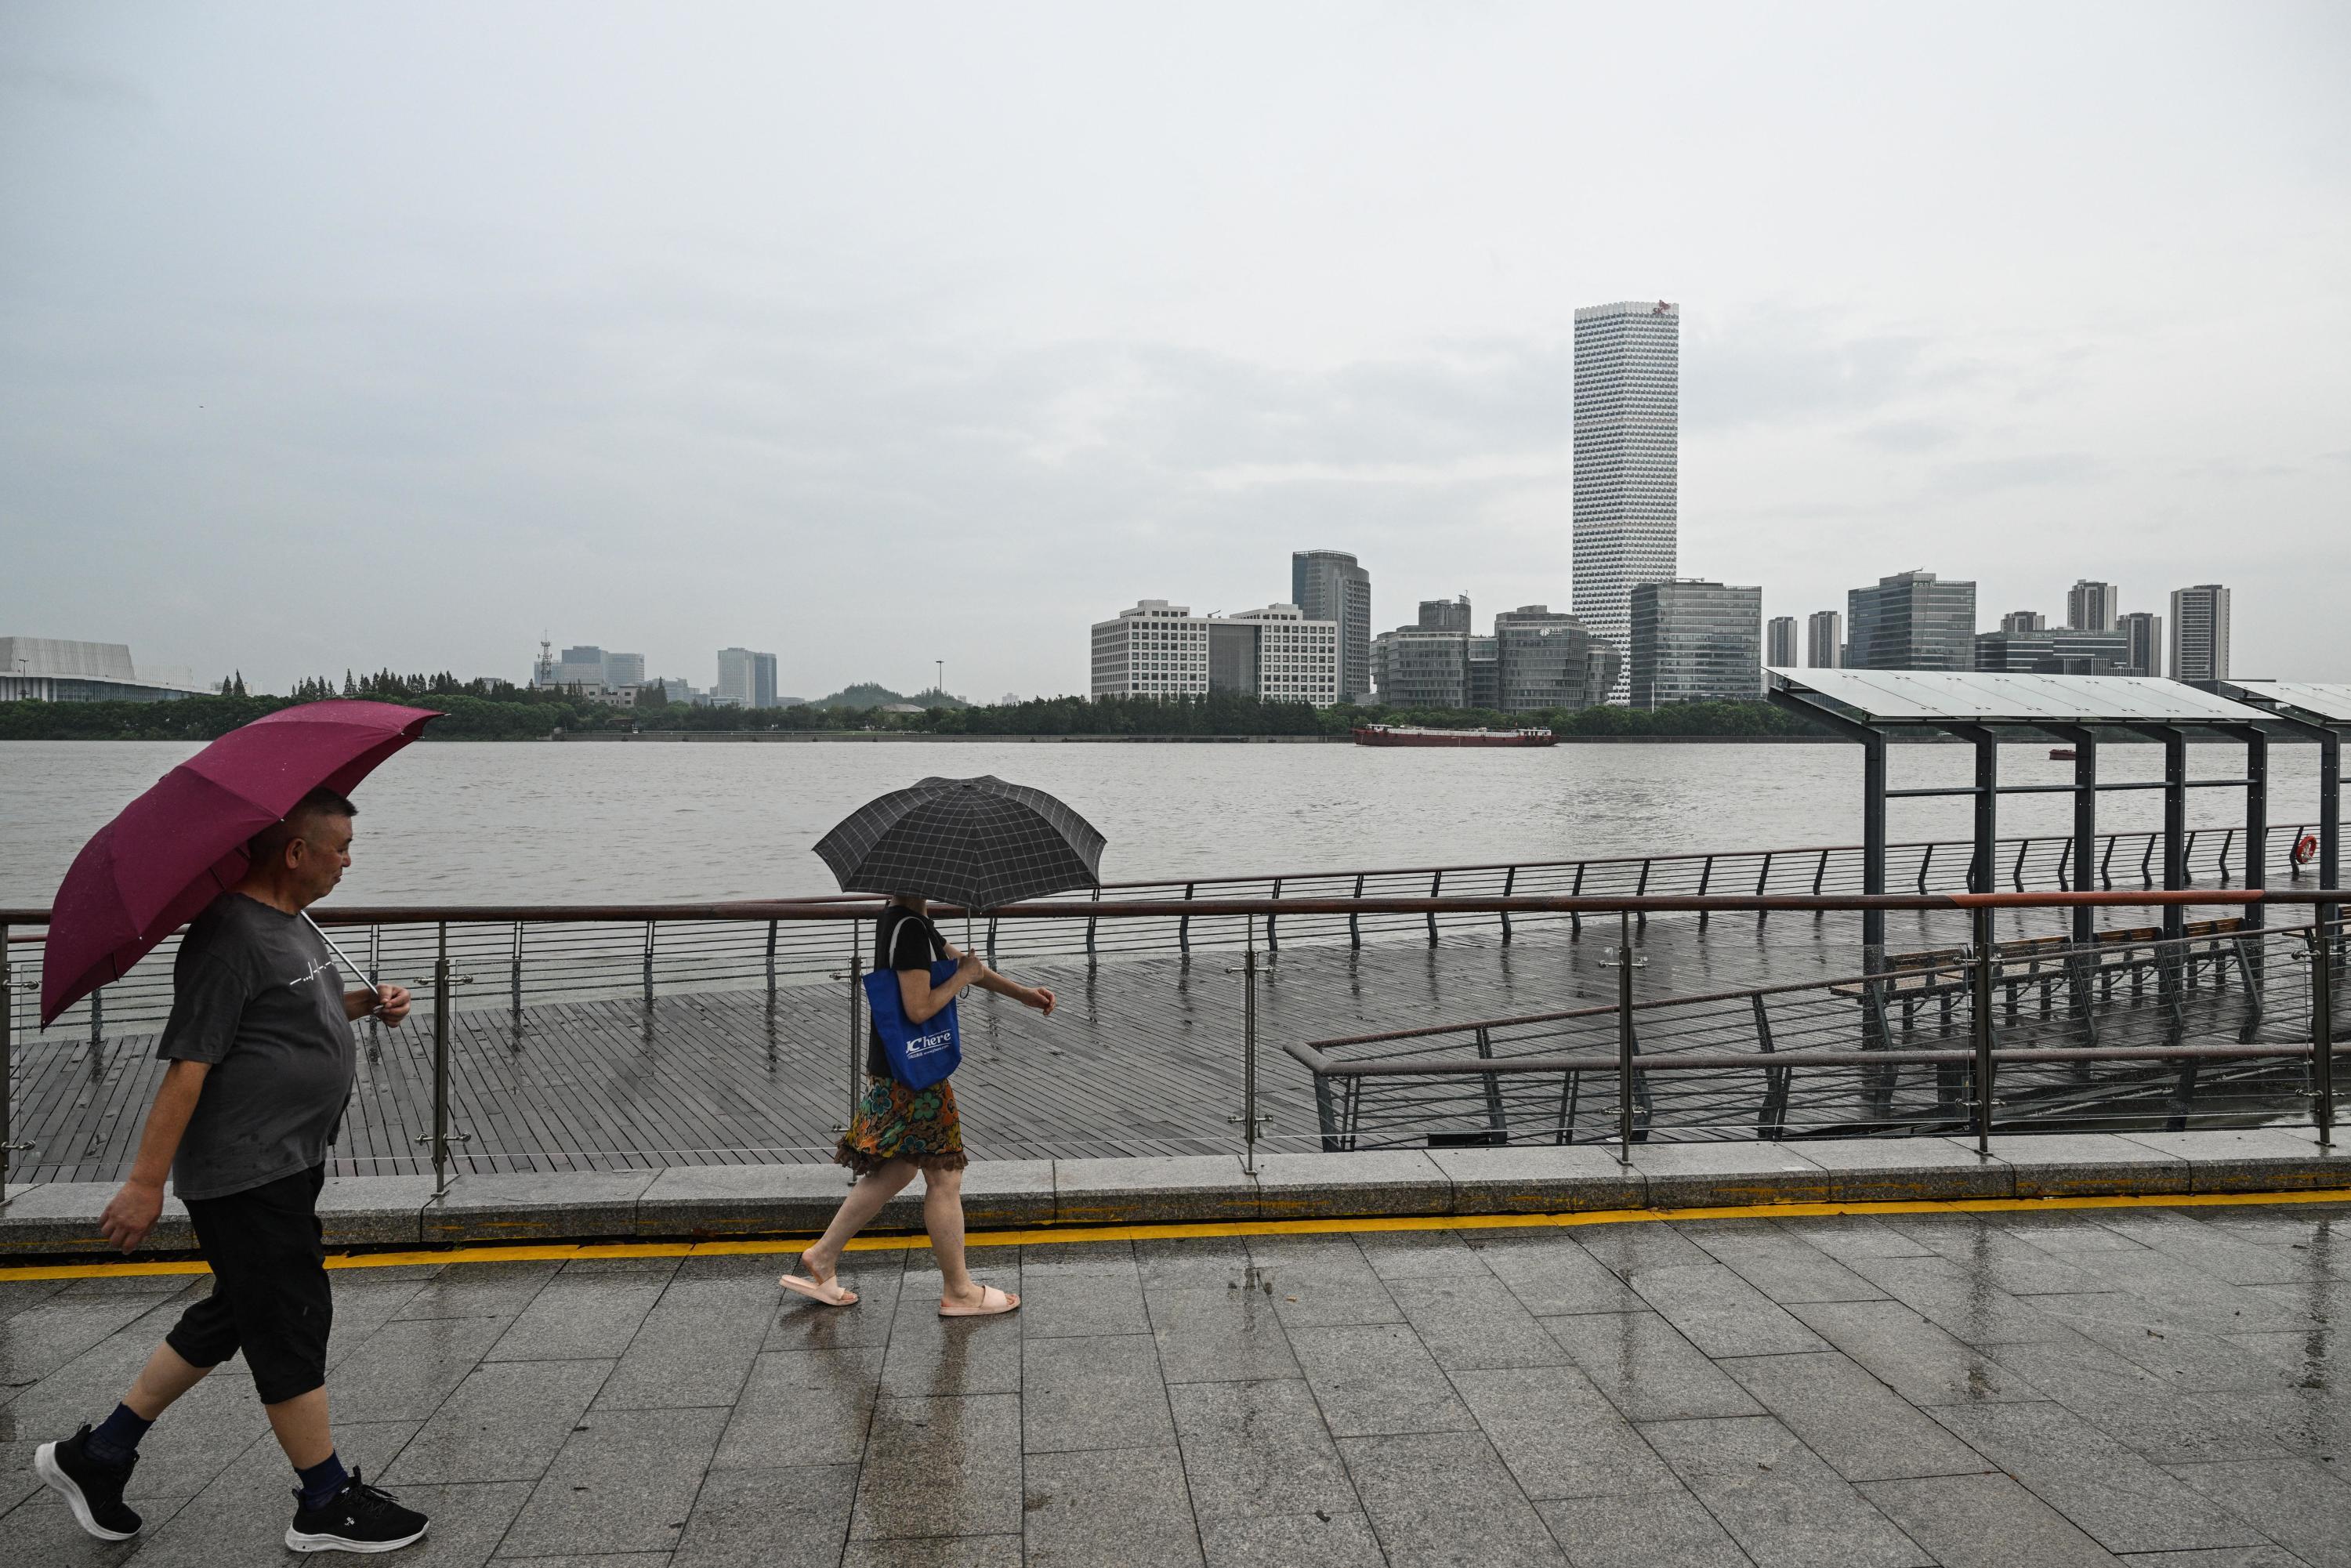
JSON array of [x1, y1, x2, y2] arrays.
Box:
[[810, 682, 970, 710]]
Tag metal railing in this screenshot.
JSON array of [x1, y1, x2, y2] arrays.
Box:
[[2, 885, 2341, 1195], [1291, 903, 2346, 1159], [0, 820, 2328, 1045]]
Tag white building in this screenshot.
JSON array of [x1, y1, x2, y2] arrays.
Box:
[[1092, 600, 1209, 698], [1573, 299, 1679, 704], [0, 637, 215, 703], [715, 647, 780, 709], [2168, 585, 2230, 682], [1225, 603, 1339, 707], [1090, 599, 1340, 706]]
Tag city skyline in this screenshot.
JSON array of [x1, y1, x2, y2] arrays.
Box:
[[5, 6, 2344, 695]]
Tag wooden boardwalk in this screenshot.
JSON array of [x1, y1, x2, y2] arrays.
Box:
[[10, 911, 1914, 1182], [9, 904, 2294, 1182]]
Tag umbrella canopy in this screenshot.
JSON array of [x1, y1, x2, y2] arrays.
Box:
[[41, 700, 441, 1025], [813, 775, 1107, 911]]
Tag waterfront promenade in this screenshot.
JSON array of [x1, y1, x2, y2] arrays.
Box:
[[8, 1199, 2351, 1566]]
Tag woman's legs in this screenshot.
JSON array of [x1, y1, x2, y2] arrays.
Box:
[[799, 1161, 917, 1280], [922, 1166, 1013, 1309]]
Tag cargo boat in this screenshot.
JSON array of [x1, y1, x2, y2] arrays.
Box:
[[1353, 724, 1556, 748]]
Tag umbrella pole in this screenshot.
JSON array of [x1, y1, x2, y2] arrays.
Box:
[[303, 913, 385, 1010]]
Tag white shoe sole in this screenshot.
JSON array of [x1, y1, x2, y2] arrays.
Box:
[[33, 1443, 139, 1542], [284, 1522, 429, 1554]]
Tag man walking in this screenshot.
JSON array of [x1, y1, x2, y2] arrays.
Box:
[[35, 786, 433, 1554]]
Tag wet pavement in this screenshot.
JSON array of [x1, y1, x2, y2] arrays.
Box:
[[6, 1200, 2351, 1566]]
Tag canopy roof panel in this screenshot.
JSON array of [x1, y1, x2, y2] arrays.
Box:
[[1766, 668, 2270, 727], [2226, 680, 2351, 726]]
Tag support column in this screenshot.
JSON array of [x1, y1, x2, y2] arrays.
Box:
[[1863, 734, 1886, 974], [2070, 733, 2097, 949], [2244, 729, 2268, 930], [1969, 730, 1998, 899], [2163, 730, 2188, 944]]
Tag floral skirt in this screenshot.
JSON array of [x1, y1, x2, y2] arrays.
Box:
[[835, 1075, 967, 1174]]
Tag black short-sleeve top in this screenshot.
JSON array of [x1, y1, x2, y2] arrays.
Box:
[[868, 906, 948, 1077]]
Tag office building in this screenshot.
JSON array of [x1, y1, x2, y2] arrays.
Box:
[[1227, 604, 1339, 706], [1494, 606, 1617, 714], [1574, 299, 1679, 704], [1628, 581, 1763, 709], [1766, 615, 1798, 669], [2066, 580, 2120, 632], [1092, 600, 1208, 698], [2119, 611, 2163, 679], [1417, 596, 1472, 634], [0, 637, 212, 703], [1467, 636, 1501, 708], [1846, 570, 1977, 671], [2169, 585, 2230, 681], [1373, 628, 1473, 709], [1207, 618, 1259, 696], [2000, 611, 2046, 636], [1973, 628, 2130, 675], [552, 645, 610, 690], [715, 646, 780, 709], [1291, 550, 1373, 703], [1806, 610, 1842, 669], [603, 652, 645, 690]]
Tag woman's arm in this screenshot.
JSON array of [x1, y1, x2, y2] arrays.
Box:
[[899, 948, 984, 1023], [943, 944, 1057, 1016]]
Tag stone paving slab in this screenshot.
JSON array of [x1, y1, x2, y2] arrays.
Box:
[[6, 1131, 2349, 1257], [8, 1200, 2351, 1564]]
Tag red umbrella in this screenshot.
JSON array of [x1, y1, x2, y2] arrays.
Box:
[[41, 699, 442, 1026]]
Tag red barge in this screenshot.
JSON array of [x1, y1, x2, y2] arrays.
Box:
[[1352, 724, 1556, 748]]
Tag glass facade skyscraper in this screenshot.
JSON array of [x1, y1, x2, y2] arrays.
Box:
[[1846, 571, 1978, 671], [1573, 299, 1678, 705], [1628, 581, 1762, 709]]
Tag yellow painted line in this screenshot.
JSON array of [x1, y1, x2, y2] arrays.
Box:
[[6, 1186, 2351, 1283]]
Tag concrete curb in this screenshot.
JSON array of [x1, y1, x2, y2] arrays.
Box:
[[6, 1130, 2350, 1258]]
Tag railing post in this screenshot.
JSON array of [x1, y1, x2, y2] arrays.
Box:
[[1755, 852, 1773, 925], [1633, 859, 1650, 932], [1473, 1026, 1507, 1144], [986, 914, 998, 968], [846, 921, 864, 1139], [1427, 870, 1442, 947], [89, 985, 103, 1062], [509, 921, 523, 1016], [1570, 863, 1585, 937], [1499, 865, 1515, 944], [431, 921, 452, 1193], [2316, 920, 2336, 1148], [1266, 879, 1280, 954], [641, 920, 655, 1007], [1179, 882, 1193, 958], [1349, 873, 1364, 949], [765, 918, 778, 998], [1697, 855, 1714, 929], [1971, 904, 1995, 1157], [1231, 922, 1260, 1174], [1, 921, 16, 1200], [1615, 911, 1637, 1163]]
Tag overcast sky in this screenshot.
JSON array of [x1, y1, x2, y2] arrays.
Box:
[[4, 2, 2346, 698]]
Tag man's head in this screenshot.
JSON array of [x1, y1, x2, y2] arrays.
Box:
[[244, 787, 358, 909]]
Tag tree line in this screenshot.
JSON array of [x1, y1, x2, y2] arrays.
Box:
[[1, 674, 1828, 742]]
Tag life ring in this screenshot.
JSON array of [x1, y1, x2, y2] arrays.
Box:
[[2295, 834, 2320, 866]]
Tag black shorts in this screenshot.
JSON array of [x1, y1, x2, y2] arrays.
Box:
[[165, 1164, 331, 1405]]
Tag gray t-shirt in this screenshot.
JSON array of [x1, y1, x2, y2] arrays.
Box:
[[155, 893, 356, 1200]]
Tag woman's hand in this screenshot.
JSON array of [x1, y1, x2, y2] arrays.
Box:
[[955, 950, 987, 982], [1024, 984, 1057, 1017]]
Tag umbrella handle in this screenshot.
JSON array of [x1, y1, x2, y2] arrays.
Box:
[[302, 913, 385, 1009]]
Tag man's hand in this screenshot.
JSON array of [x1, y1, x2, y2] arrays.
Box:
[[346, 984, 411, 1026], [1024, 985, 1057, 1017], [100, 1179, 167, 1255]]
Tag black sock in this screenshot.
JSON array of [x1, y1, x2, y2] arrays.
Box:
[[85, 1403, 153, 1468], [295, 1452, 349, 1511]]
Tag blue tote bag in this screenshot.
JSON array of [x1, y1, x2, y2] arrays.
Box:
[[862, 960, 963, 1090]]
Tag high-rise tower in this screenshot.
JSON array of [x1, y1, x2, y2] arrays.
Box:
[[1574, 300, 1679, 704], [1290, 550, 1372, 704]]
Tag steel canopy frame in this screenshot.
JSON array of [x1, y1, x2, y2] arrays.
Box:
[[1764, 669, 2326, 976]]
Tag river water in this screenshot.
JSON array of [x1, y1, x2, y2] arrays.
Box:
[[0, 739, 2327, 907]]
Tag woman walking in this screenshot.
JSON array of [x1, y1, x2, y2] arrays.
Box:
[[780, 893, 1056, 1316]]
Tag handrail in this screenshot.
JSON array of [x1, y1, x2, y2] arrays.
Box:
[[0, 886, 2327, 929]]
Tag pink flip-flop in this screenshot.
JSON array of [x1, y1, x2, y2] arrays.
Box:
[[778, 1269, 859, 1307], [939, 1284, 1020, 1318]]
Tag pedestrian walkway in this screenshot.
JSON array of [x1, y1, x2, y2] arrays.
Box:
[[5, 1198, 2350, 1565]]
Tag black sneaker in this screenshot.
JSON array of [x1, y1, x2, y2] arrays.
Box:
[[284, 1470, 429, 1555], [34, 1425, 143, 1541]]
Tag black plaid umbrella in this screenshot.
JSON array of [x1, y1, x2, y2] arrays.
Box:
[[812, 775, 1107, 910]]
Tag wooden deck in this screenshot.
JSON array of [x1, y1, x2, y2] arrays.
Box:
[[9, 904, 2296, 1182], [11, 911, 1918, 1182]]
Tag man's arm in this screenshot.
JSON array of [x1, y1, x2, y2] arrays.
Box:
[[99, 1059, 212, 1254]]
